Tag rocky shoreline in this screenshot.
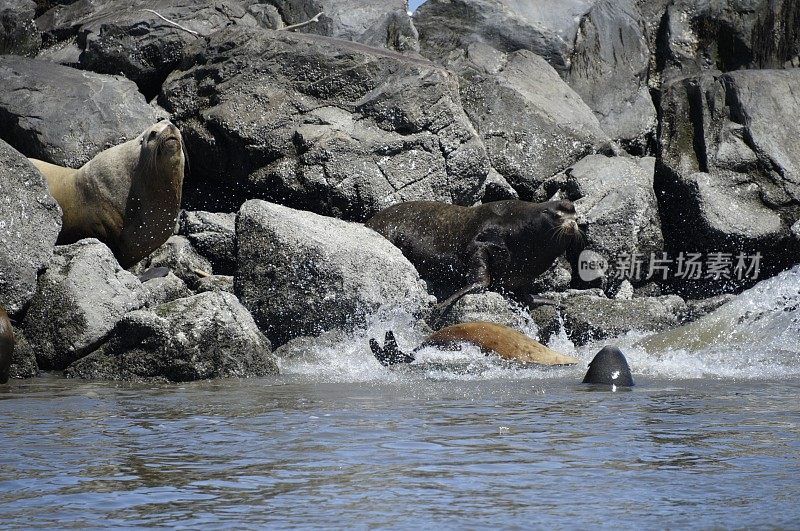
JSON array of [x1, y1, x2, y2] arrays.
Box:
[[1, 0, 798, 382]]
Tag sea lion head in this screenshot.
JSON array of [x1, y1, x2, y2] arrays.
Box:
[[538, 199, 583, 250], [582, 346, 634, 387], [140, 120, 185, 177]]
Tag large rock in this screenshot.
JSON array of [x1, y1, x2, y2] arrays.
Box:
[[66, 291, 278, 381], [179, 210, 237, 275], [130, 235, 214, 290], [0, 56, 163, 168], [23, 239, 146, 370], [560, 293, 686, 345], [0, 140, 61, 315], [235, 200, 432, 346], [0, 0, 39, 57], [36, 0, 268, 99], [657, 0, 800, 85], [656, 69, 800, 293], [265, 0, 419, 52], [539, 155, 663, 287], [451, 44, 613, 198], [160, 27, 489, 218], [415, 0, 657, 150], [567, 0, 656, 152]]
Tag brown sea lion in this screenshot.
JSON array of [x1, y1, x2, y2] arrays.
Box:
[[29, 120, 185, 268], [370, 322, 580, 366], [0, 306, 14, 384], [365, 199, 582, 318]]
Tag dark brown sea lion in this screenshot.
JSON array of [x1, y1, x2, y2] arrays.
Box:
[[370, 321, 580, 366], [29, 120, 185, 268], [365, 199, 582, 318], [0, 306, 14, 384]]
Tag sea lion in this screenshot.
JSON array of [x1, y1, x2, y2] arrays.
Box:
[[0, 306, 14, 384], [369, 321, 580, 366], [582, 346, 634, 387], [365, 199, 582, 318], [29, 120, 185, 268]]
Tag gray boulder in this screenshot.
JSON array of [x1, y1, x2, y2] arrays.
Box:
[[657, 69, 800, 291], [0, 140, 61, 315], [235, 200, 433, 346], [438, 291, 532, 331], [541, 155, 663, 287], [0, 56, 164, 168], [195, 274, 234, 294], [560, 293, 686, 345], [66, 291, 278, 381], [179, 211, 237, 275], [1, 0, 39, 57], [37, 0, 267, 99], [142, 272, 192, 308], [130, 235, 214, 290], [7, 327, 38, 379], [452, 44, 612, 198], [415, 0, 656, 150], [160, 27, 489, 218], [657, 0, 800, 85], [24, 239, 147, 370], [264, 0, 419, 52]]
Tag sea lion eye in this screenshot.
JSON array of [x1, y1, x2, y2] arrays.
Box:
[[148, 131, 157, 141]]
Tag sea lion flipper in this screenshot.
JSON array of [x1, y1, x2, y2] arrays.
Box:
[[370, 331, 414, 366]]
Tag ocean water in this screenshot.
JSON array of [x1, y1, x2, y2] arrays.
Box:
[[2, 268, 799, 528]]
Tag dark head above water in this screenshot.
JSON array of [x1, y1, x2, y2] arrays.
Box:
[[583, 346, 634, 387]]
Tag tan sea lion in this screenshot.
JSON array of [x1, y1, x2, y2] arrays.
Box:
[[29, 120, 185, 268], [370, 321, 580, 366], [0, 306, 14, 384], [365, 200, 583, 319]]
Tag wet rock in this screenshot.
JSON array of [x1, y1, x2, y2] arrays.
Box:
[[438, 291, 531, 330], [528, 258, 573, 294], [451, 44, 612, 198], [160, 27, 489, 218], [0, 140, 62, 316], [1, 0, 39, 57], [656, 69, 800, 294], [36, 0, 266, 99], [542, 155, 664, 287], [0, 56, 163, 168], [24, 239, 146, 370], [179, 211, 237, 275], [266, 0, 419, 52], [7, 327, 38, 379], [66, 291, 278, 381], [657, 0, 800, 84], [130, 235, 213, 290], [561, 293, 686, 345], [415, 0, 656, 151], [195, 274, 234, 294], [236, 200, 433, 346], [680, 294, 736, 324], [142, 272, 192, 308]]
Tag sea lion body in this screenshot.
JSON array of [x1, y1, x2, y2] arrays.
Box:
[[30, 120, 185, 268], [366, 200, 581, 315], [371, 322, 580, 366], [0, 306, 14, 384]]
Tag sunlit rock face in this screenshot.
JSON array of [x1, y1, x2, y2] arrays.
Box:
[[656, 69, 800, 296], [0, 56, 163, 168], [67, 290, 278, 382], [415, 0, 656, 152], [235, 200, 433, 347], [160, 27, 489, 219], [24, 239, 147, 371], [263, 0, 419, 52], [0, 0, 39, 57], [0, 140, 61, 316]]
